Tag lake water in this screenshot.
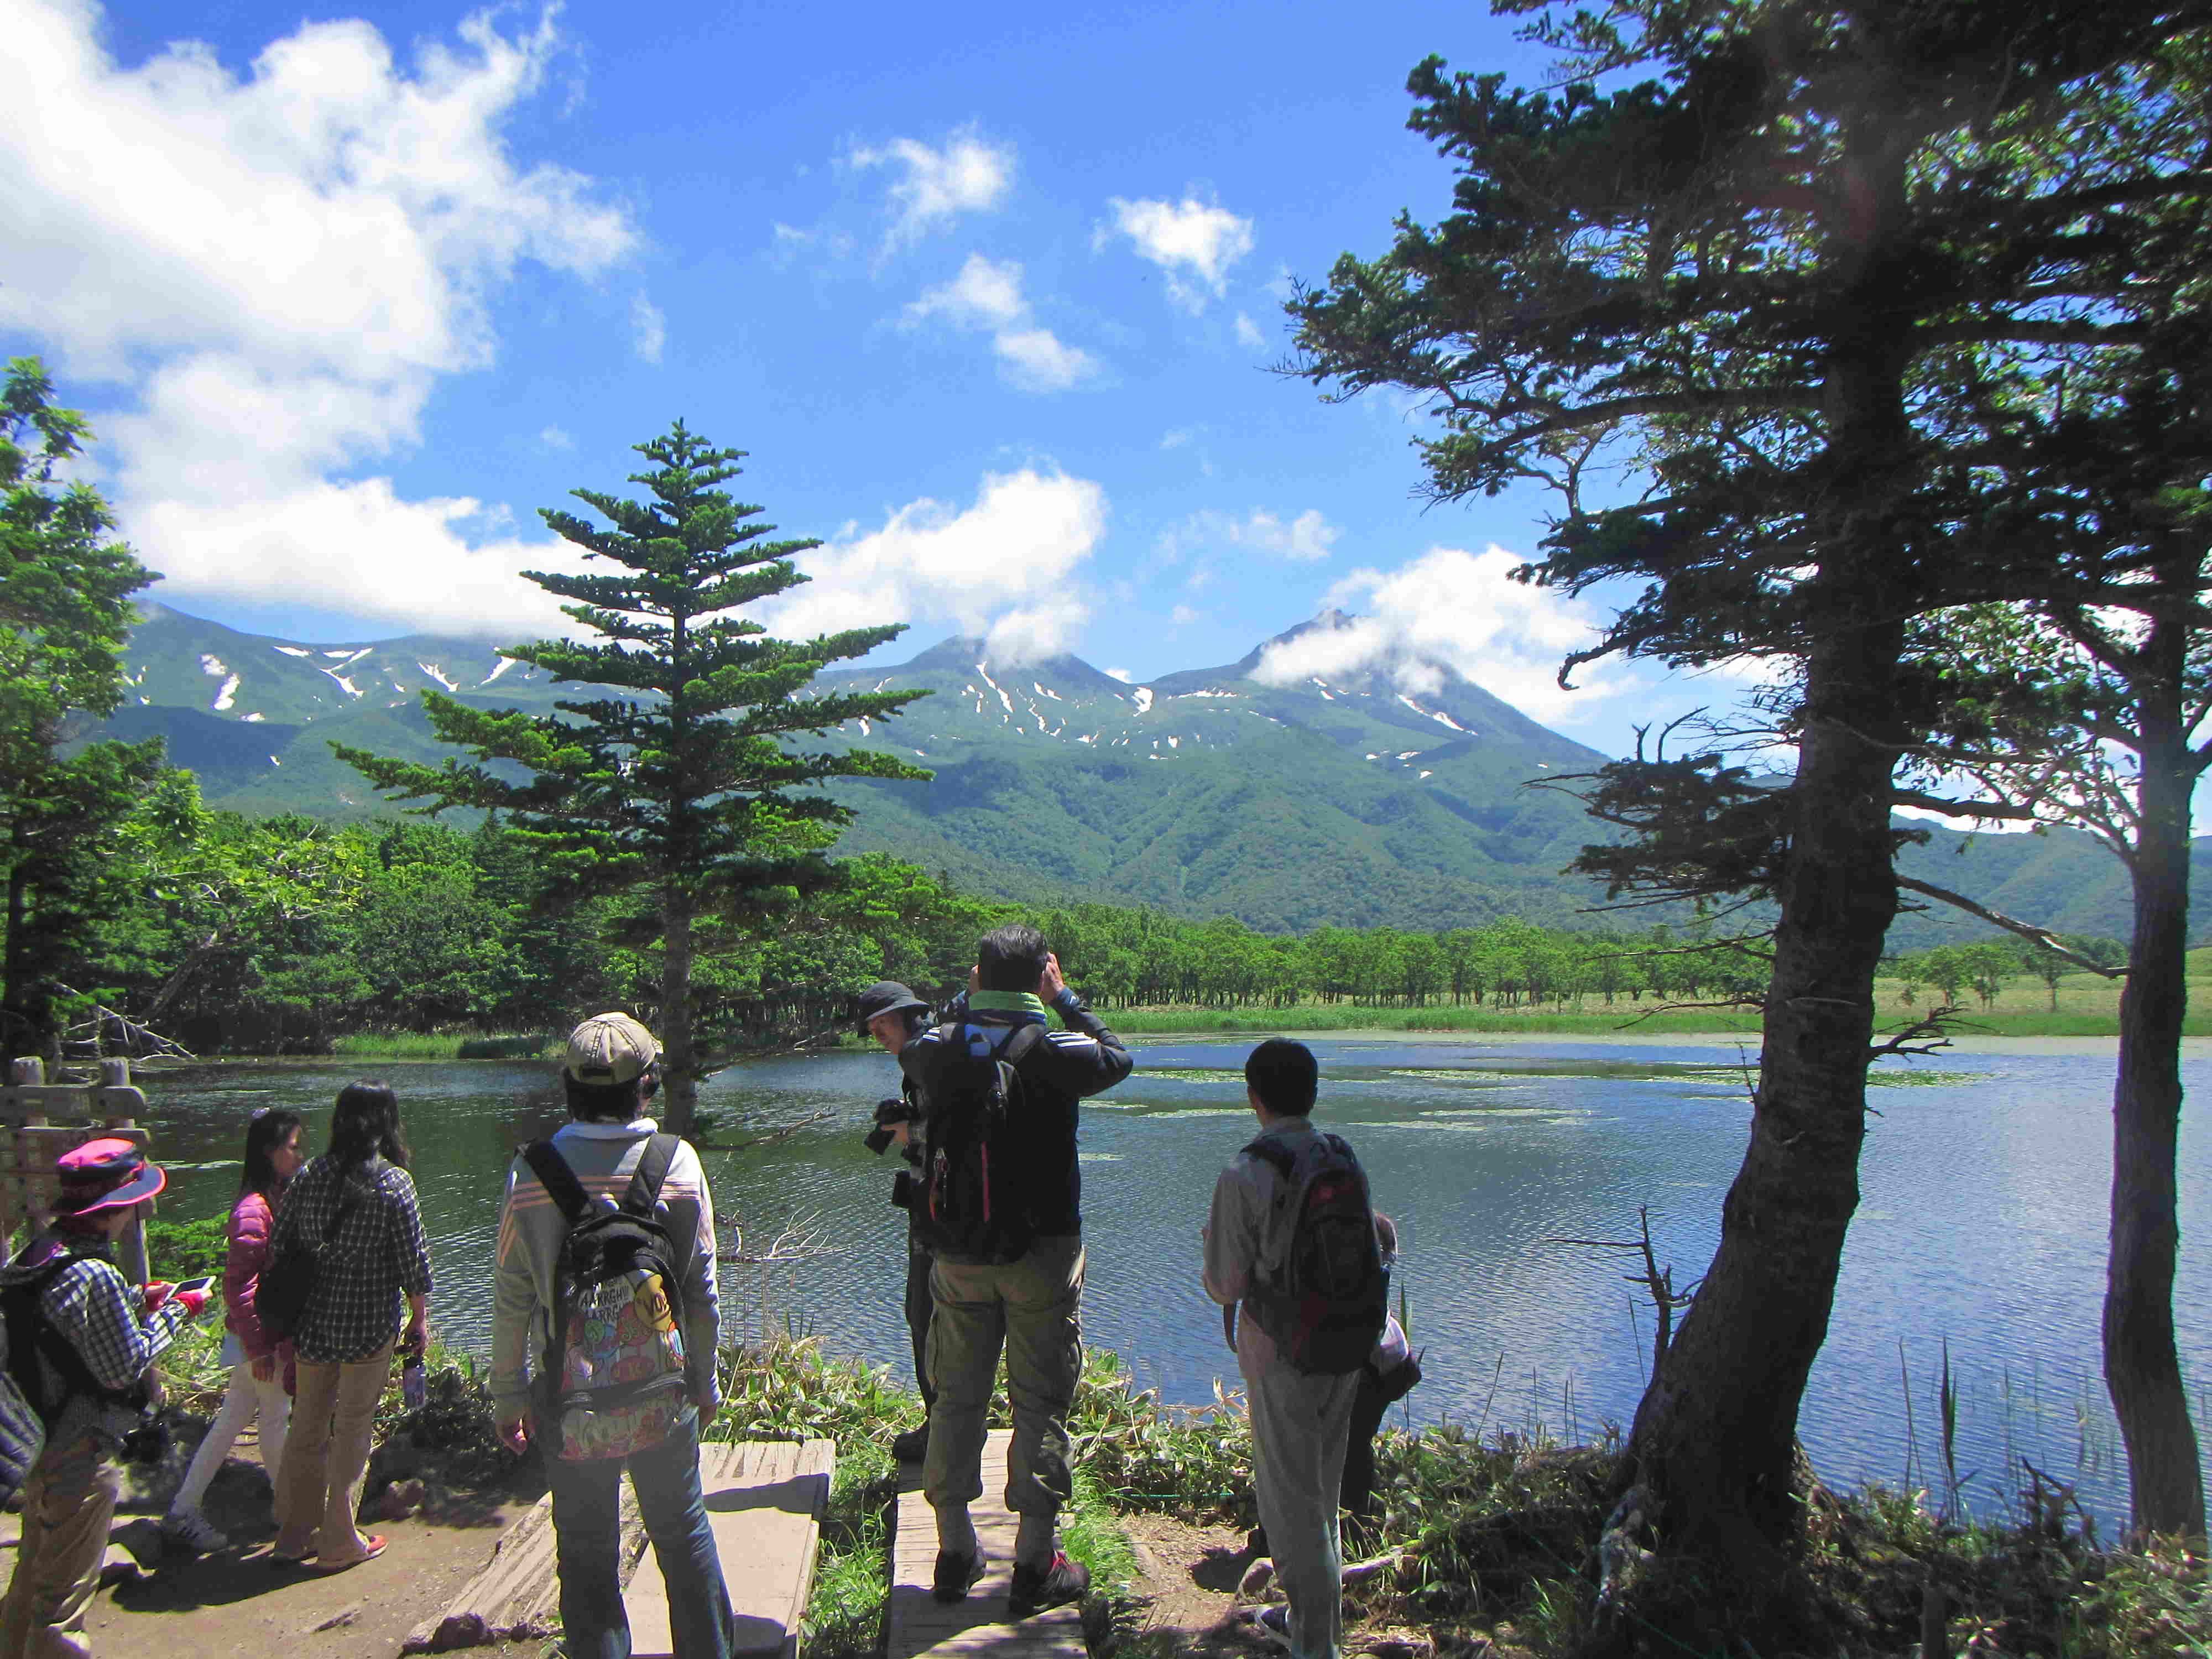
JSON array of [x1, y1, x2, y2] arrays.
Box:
[[122, 1036, 2210, 1531]]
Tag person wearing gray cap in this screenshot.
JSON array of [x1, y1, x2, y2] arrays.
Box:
[[490, 1013, 737, 1659], [855, 980, 935, 1463]]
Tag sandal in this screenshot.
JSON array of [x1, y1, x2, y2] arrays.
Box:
[[319, 1534, 388, 1570], [269, 1547, 316, 1568]]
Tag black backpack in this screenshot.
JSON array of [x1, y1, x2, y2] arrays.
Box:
[[521, 1136, 691, 1460], [258, 1159, 378, 1345], [914, 1021, 1049, 1265], [0, 1252, 150, 1503], [1239, 1133, 1388, 1375]]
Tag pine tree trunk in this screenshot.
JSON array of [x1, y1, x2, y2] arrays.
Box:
[[0, 837, 50, 1062], [1619, 628, 1898, 1580], [2105, 627, 2206, 1538], [661, 894, 697, 1138]]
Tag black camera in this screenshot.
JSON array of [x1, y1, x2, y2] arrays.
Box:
[[891, 1168, 917, 1210], [864, 1095, 920, 1156], [120, 1412, 170, 1467]]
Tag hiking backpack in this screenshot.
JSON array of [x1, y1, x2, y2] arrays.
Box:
[[0, 1251, 161, 1505], [521, 1135, 691, 1461], [1239, 1133, 1388, 1375], [913, 1021, 1050, 1265]]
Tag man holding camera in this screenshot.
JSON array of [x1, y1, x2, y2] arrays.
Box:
[[855, 980, 936, 1465], [901, 925, 1130, 1618]]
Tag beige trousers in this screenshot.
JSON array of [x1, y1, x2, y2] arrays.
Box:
[[274, 1343, 391, 1563], [0, 1433, 120, 1659]]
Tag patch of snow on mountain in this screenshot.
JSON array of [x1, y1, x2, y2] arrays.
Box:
[[243, 713, 264, 723], [482, 655, 519, 686], [1365, 753, 1379, 760], [138, 695, 149, 705], [1034, 682, 1062, 701], [211, 674, 241, 711], [1317, 689, 1335, 701], [1035, 712, 1047, 732], [1397, 750, 1421, 760], [321, 672, 362, 698], [418, 662, 458, 693], [1167, 736, 1180, 749], [1131, 687, 1154, 714], [1077, 734, 1095, 745], [1419, 769, 1433, 779], [269, 755, 281, 767], [858, 718, 871, 735], [275, 645, 312, 659], [1176, 688, 1237, 698], [200, 654, 228, 677]]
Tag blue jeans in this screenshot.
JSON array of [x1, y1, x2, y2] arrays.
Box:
[[546, 1406, 736, 1659]]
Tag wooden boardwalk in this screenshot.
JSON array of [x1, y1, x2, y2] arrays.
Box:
[[885, 1430, 1087, 1659], [402, 1437, 832, 1657], [626, 1438, 834, 1659]]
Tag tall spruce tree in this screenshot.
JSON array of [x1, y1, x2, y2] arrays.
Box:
[[336, 424, 927, 1134], [0, 358, 170, 1061], [1291, 0, 2208, 1626]]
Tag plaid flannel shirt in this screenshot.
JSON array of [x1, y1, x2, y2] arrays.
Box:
[[0, 1237, 188, 1445], [268, 1154, 434, 1363]]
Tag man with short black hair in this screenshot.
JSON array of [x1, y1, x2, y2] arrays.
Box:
[[492, 1013, 738, 1659], [1204, 1038, 1363, 1659], [903, 925, 1131, 1617]]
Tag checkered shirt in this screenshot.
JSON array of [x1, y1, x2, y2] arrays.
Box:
[[268, 1154, 434, 1363], [0, 1238, 189, 1444]]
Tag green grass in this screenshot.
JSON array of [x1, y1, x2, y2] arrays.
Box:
[[328, 1031, 556, 1059]]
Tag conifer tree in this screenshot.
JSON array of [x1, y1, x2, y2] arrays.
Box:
[[337, 424, 927, 1133]]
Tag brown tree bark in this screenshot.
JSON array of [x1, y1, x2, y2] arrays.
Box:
[[660, 893, 697, 1138], [2105, 612, 2207, 1538]]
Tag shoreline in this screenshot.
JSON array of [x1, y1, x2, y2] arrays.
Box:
[[1124, 1025, 2208, 1057]]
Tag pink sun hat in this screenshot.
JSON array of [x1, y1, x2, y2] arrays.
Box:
[[52, 1139, 165, 1215]]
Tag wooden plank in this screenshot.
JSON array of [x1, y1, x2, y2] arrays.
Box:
[[885, 1430, 1087, 1659], [624, 1437, 835, 1659], [401, 1476, 646, 1652]]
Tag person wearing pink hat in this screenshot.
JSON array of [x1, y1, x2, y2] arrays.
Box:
[[0, 1138, 210, 1659]]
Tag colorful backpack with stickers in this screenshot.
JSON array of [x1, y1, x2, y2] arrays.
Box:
[[1239, 1131, 1388, 1375], [522, 1135, 690, 1460], [913, 1020, 1050, 1265]]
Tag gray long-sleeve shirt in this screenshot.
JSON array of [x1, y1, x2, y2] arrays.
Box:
[[1202, 1114, 1320, 1379]]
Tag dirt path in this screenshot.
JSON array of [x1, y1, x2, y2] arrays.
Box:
[[0, 1452, 531, 1658], [1120, 1512, 1259, 1655]]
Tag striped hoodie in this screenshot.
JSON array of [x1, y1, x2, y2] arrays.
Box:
[[489, 1118, 719, 1418]]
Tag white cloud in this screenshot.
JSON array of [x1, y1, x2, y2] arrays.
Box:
[[1104, 195, 1255, 310], [1104, 667, 1134, 683], [1162, 507, 1340, 567], [0, 1, 637, 635], [760, 469, 1108, 664], [906, 254, 1027, 329], [630, 294, 665, 363], [539, 425, 574, 450], [904, 254, 1098, 393], [1235, 311, 1266, 350], [848, 126, 1014, 251], [1159, 428, 1194, 450], [1170, 604, 1200, 626], [1250, 544, 1640, 724], [993, 328, 1097, 394]]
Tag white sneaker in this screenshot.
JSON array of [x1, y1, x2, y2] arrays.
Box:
[[163, 1510, 228, 1554]]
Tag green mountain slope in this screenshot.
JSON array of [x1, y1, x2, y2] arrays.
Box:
[[93, 603, 2199, 943]]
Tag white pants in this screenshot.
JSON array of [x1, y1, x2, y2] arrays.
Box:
[[169, 1359, 290, 1521]]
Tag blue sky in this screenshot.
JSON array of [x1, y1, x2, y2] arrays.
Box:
[[3, 0, 1767, 757]]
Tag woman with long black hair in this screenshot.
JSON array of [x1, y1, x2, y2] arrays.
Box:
[[161, 1107, 307, 1553], [267, 1082, 432, 1569]]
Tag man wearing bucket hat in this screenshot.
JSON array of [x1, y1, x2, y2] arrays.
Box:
[[855, 980, 936, 1464], [0, 1139, 210, 1658], [491, 1013, 738, 1659]]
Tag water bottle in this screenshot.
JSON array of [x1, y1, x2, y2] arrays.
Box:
[[401, 1358, 427, 1411]]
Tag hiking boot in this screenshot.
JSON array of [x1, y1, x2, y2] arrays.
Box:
[[1008, 1551, 1089, 1618], [161, 1510, 228, 1554], [891, 1423, 929, 1464], [932, 1549, 985, 1603]]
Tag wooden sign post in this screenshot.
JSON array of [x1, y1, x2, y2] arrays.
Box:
[[0, 1056, 153, 1284]]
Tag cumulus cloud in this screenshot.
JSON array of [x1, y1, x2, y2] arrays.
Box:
[[0, 2, 638, 636], [1104, 195, 1254, 310], [630, 294, 665, 363], [1250, 545, 1638, 724], [759, 469, 1108, 664], [848, 126, 1014, 251], [904, 254, 1098, 393]]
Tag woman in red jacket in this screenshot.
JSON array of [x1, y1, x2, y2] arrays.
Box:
[[161, 1108, 306, 1554]]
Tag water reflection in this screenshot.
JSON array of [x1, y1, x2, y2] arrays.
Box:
[[124, 1037, 2204, 1531]]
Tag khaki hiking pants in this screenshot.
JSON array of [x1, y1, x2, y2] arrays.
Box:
[[0, 1432, 121, 1659], [923, 1235, 1083, 1519], [1248, 1360, 1360, 1659], [274, 1342, 392, 1564]]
